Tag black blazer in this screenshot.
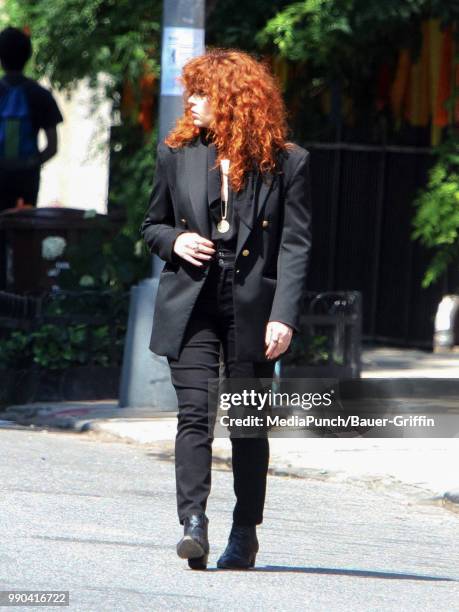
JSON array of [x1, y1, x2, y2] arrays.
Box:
[[140, 135, 312, 361]]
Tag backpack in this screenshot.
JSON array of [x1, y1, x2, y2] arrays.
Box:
[[0, 77, 38, 160]]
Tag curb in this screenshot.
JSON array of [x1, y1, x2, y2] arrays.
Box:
[[443, 489, 459, 513], [1, 408, 96, 432]]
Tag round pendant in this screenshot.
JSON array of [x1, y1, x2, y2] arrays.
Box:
[[217, 219, 230, 233]]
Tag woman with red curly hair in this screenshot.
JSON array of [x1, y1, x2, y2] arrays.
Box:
[[140, 48, 312, 570]]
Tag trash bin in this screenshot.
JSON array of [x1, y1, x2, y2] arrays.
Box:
[[0, 207, 118, 294]]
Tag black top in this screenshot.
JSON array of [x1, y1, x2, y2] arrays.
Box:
[[0, 73, 64, 134], [0, 73, 64, 173], [200, 127, 239, 249]]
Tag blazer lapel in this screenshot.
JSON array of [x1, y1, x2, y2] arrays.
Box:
[[185, 138, 211, 238], [235, 168, 275, 259], [207, 142, 221, 206]]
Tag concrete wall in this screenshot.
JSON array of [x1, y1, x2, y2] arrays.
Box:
[[37, 75, 112, 214]]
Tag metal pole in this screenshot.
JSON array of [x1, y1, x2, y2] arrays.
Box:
[[119, 0, 205, 410]]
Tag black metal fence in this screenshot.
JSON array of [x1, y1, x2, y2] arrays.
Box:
[[302, 142, 459, 348], [0, 290, 129, 370], [280, 290, 362, 379]]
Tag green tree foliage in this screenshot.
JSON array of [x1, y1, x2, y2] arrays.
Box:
[[412, 135, 459, 288], [205, 0, 292, 50], [258, 0, 459, 69], [2, 0, 161, 92], [256, 0, 459, 137]]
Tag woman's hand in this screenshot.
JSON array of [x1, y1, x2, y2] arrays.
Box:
[[265, 321, 293, 360], [173, 232, 215, 266]]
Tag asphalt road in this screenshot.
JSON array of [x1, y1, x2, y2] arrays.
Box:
[[1, 424, 458, 612]]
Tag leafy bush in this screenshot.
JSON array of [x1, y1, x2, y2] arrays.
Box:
[[55, 225, 151, 291], [282, 332, 331, 366], [0, 291, 129, 370], [411, 134, 459, 288]]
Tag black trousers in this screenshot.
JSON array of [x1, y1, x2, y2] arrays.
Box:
[[0, 167, 40, 209], [167, 245, 275, 526]]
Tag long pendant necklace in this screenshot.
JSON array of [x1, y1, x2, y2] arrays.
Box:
[[217, 198, 230, 233], [217, 159, 230, 233]]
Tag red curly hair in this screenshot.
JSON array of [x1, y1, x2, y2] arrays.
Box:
[[164, 47, 295, 192]]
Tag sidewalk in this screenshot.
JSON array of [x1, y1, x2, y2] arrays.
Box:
[[361, 344, 459, 378], [2, 345, 459, 511]]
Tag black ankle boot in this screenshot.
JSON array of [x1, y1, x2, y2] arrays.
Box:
[[217, 524, 258, 569], [176, 513, 209, 570]]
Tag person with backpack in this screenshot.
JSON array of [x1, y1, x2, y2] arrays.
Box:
[[0, 27, 64, 210]]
